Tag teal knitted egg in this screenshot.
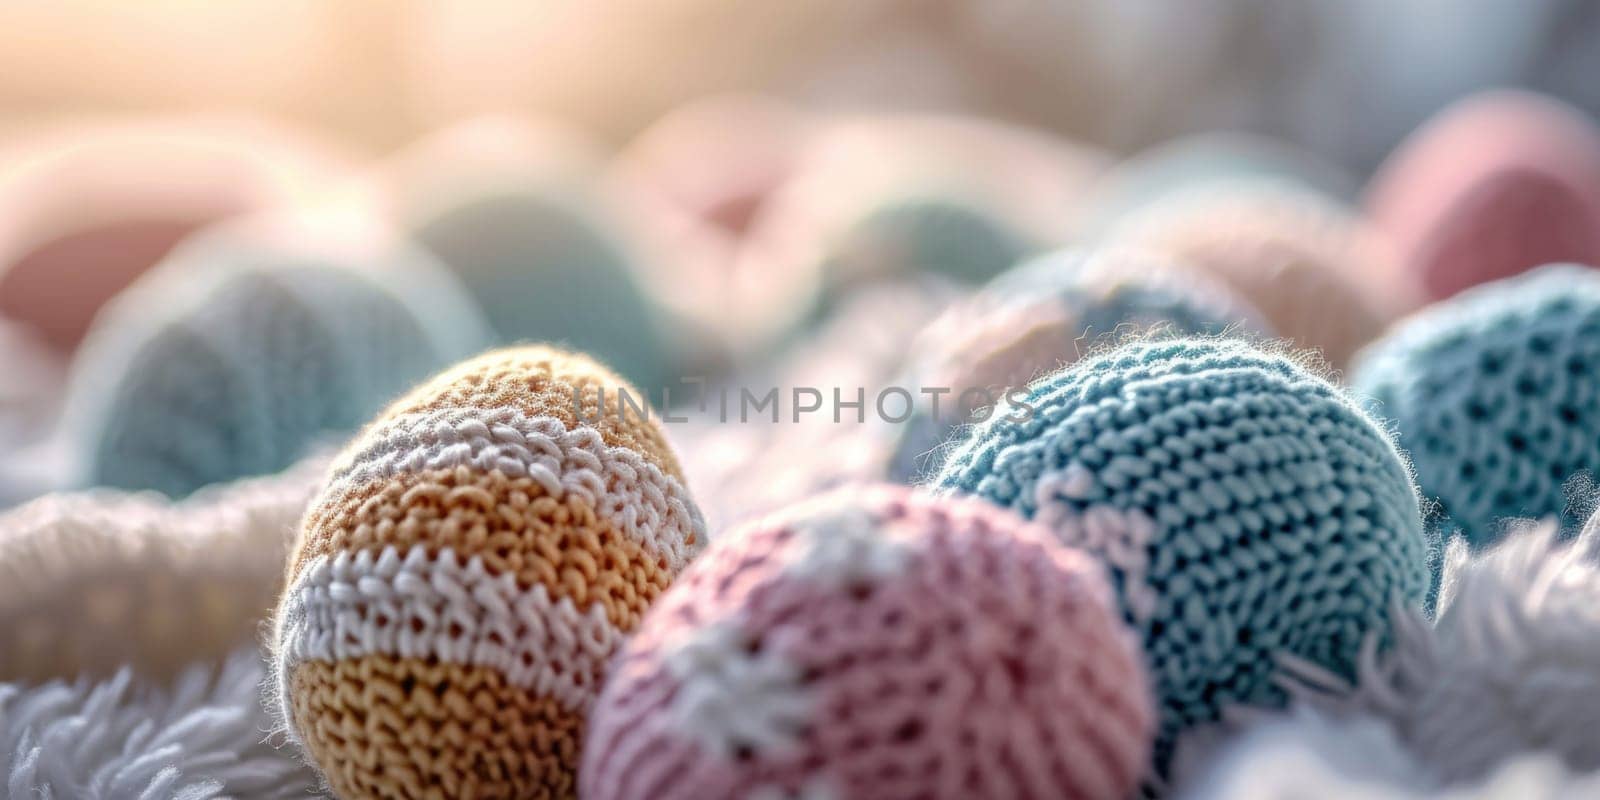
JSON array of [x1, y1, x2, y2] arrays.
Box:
[[407, 182, 678, 391], [65, 224, 491, 498], [1353, 264, 1600, 546], [888, 248, 1271, 482], [823, 194, 1033, 290], [934, 338, 1429, 768]]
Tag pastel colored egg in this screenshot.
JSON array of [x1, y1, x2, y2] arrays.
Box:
[[888, 247, 1270, 482], [935, 338, 1430, 769], [582, 484, 1153, 800], [64, 215, 489, 498], [389, 118, 681, 391], [1367, 90, 1600, 303], [0, 115, 343, 351], [273, 345, 707, 798], [736, 113, 1109, 332], [1352, 265, 1600, 545]]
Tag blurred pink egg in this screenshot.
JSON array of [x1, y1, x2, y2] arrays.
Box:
[[1368, 90, 1600, 303], [0, 115, 344, 351]]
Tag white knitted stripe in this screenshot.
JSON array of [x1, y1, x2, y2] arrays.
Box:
[[276, 544, 622, 713], [662, 620, 814, 760], [326, 407, 705, 568], [1035, 466, 1159, 622]]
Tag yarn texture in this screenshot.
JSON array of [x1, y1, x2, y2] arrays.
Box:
[[272, 346, 706, 799], [581, 484, 1154, 800], [934, 338, 1430, 766], [1, 645, 322, 800], [887, 247, 1270, 482], [1175, 706, 1600, 800], [1352, 265, 1600, 545], [0, 454, 325, 684], [66, 226, 489, 498], [1276, 519, 1600, 787]]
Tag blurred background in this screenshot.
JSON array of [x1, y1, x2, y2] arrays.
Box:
[[0, 1, 1595, 165], [5, 0, 1600, 515]]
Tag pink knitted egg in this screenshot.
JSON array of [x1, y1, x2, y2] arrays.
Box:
[[1368, 90, 1600, 303], [581, 485, 1154, 800]]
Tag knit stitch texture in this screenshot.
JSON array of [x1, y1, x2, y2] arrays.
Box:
[[934, 338, 1430, 768], [888, 247, 1270, 482], [580, 484, 1153, 800], [272, 345, 706, 799], [0, 454, 325, 684], [66, 228, 489, 499], [1352, 265, 1600, 545], [1274, 518, 1600, 787]]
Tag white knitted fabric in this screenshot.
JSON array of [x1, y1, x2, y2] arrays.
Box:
[[0, 644, 321, 800], [1173, 520, 1600, 796], [277, 545, 624, 711], [1176, 706, 1600, 799], [0, 454, 327, 683], [1275, 521, 1600, 784]]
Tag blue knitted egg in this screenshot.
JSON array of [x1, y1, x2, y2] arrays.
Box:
[[823, 194, 1033, 291], [934, 338, 1430, 768], [1353, 264, 1600, 545], [405, 181, 680, 391], [66, 224, 491, 498], [887, 248, 1270, 482]]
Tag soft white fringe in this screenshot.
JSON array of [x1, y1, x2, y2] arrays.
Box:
[[1175, 520, 1600, 796], [0, 645, 322, 800], [1176, 707, 1600, 799]]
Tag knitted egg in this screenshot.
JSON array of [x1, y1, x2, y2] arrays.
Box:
[[0, 116, 340, 351], [581, 484, 1153, 800], [390, 121, 678, 391], [1352, 265, 1600, 545], [821, 195, 1032, 292], [935, 338, 1430, 767], [1367, 90, 1600, 303], [736, 113, 1106, 327], [274, 346, 707, 799], [64, 219, 489, 498], [1107, 179, 1395, 368], [887, 247, 1270, 482], [1262, 519, 1600, 790]]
